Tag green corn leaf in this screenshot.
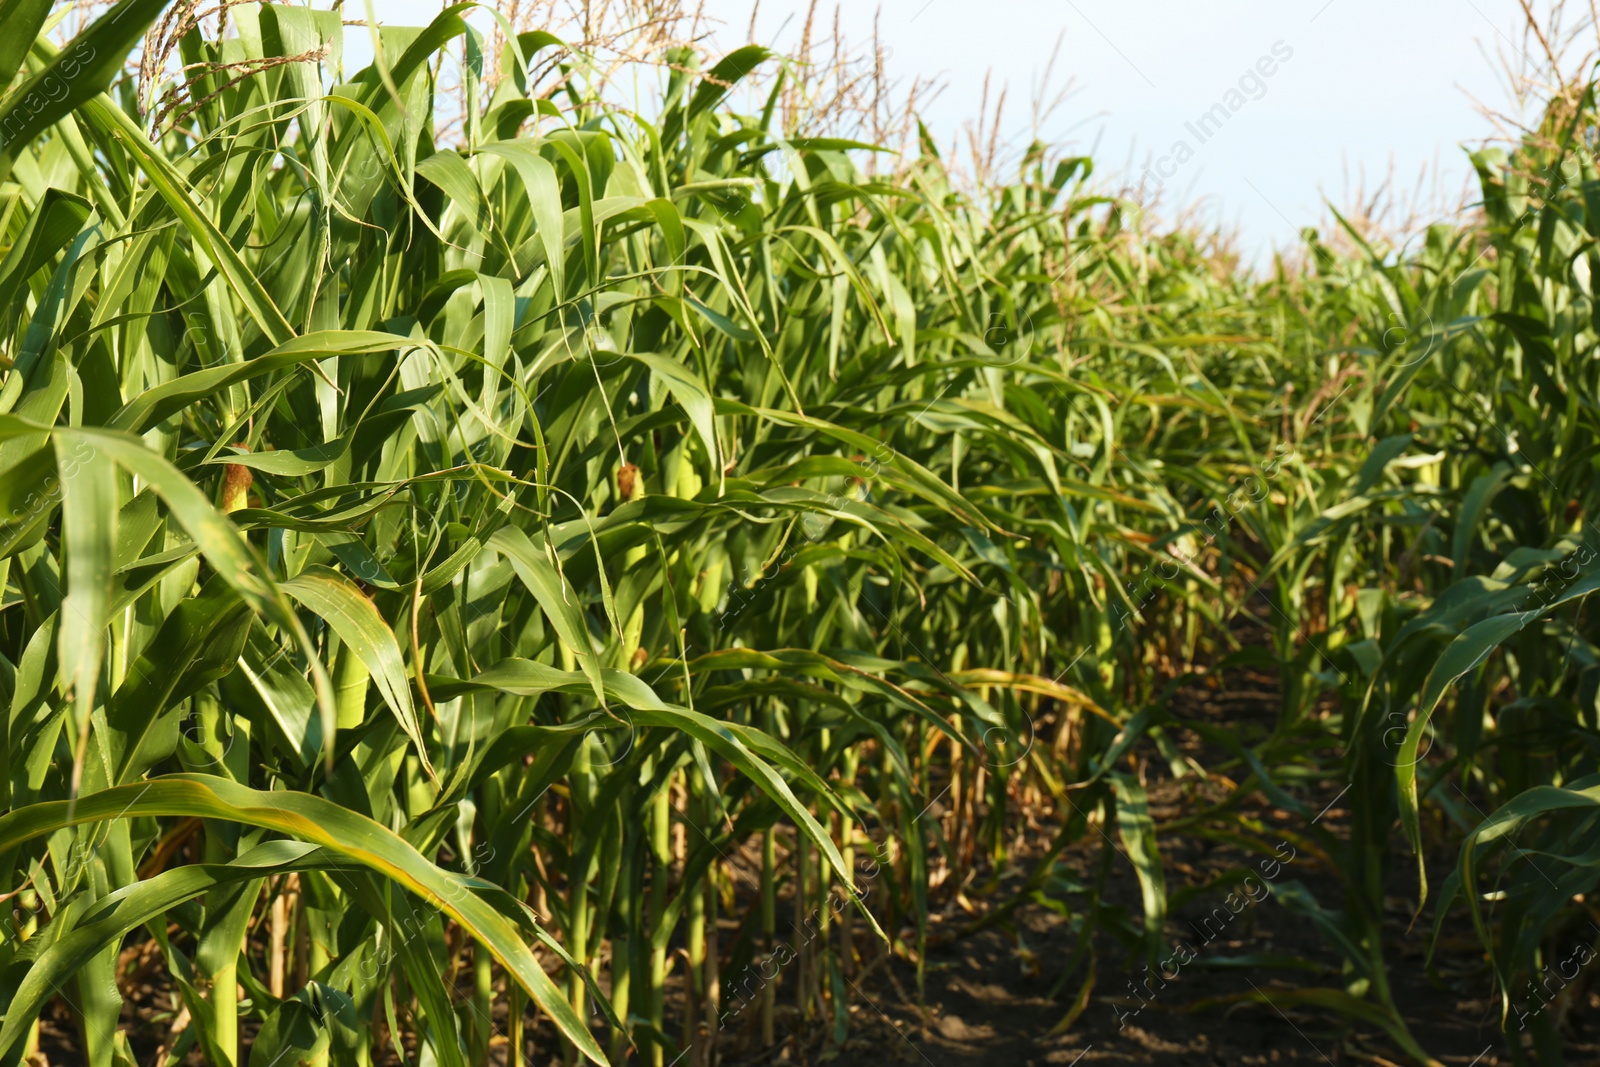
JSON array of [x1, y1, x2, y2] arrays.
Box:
[[53, 434, 116, 745], [1111, 773, 1167, 966], [110, 330, 416, 433], [72, 427, 337, 757], [0, 841, 341, 1060], [0, 0, 172, 168], [106, 574, 250, 784], [282, 565, 435, 781], [0, 0, 50, 99], [0, 188, 90, 329], [0, 774, 611, 1065], [488, 525, 606, 707]]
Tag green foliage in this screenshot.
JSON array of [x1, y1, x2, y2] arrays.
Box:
[[0, 6, 1597, 1067]]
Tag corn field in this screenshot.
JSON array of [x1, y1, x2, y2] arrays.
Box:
[[0, 3, 1598, 1066]]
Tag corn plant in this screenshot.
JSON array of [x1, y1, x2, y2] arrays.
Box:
[[3, 3, 1598, 1067], [0, 5, 1185, 1065]]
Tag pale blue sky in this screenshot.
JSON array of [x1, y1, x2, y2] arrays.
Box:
[[703, 0, 1561, 262], [349, 0, 1576, 262]]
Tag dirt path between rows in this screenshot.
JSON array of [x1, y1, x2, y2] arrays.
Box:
[[745, 667, 1600, 1067]]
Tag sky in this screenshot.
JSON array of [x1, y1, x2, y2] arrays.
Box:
[[694, 0, 1561, 263], [347, 0, 1579, 263]]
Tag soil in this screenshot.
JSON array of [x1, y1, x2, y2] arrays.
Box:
[[32, 649, 1600, 1067], [716, 663, 1600, 1067]]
